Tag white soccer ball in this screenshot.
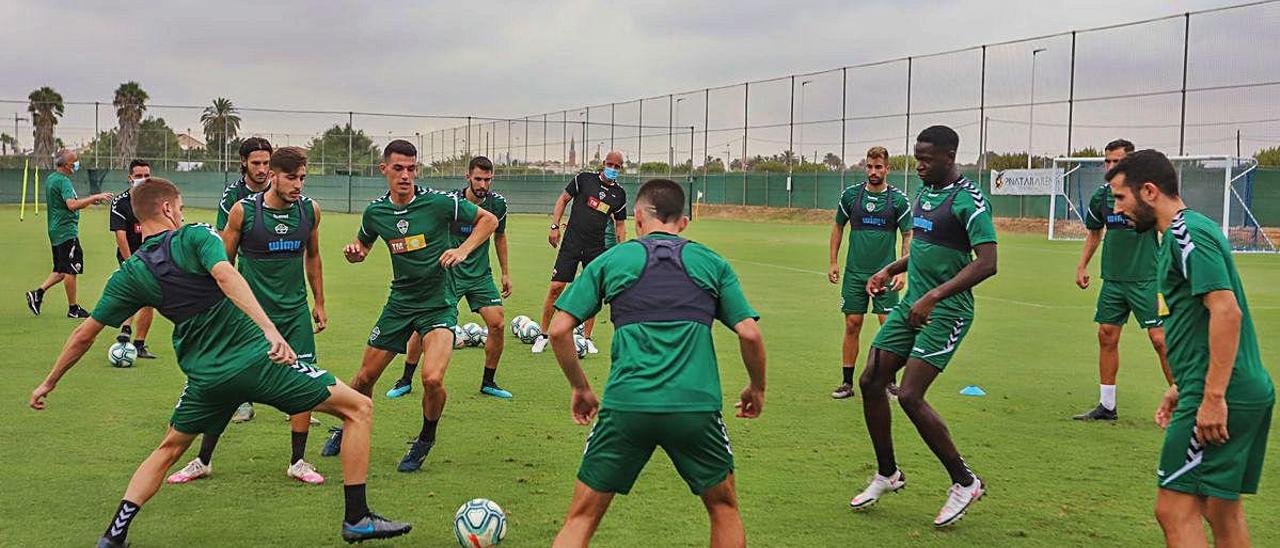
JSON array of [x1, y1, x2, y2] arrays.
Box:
[[510, 315, 531, 336], [453, 498, 507, 547], [108, 342, 137, 368], [574, 323, 585, 337], [464, 323, 487, 347], [518, 321, 542, 344], [573, 334, 588, 358], [452, 325, 468, 349]]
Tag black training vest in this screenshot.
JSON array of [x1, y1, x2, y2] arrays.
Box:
[[850, 185, 898, 232], [610, 238, 717, 328], [238, 193, 313, 260], [134, 230, 226, 324], [912, 183, 972, 252]]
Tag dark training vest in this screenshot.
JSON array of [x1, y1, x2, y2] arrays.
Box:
[[238, 193, 313, 260], [135, 230, 226, 324], [610, 238, 717, 328], [912, 184, 972, 252], [850, 185, 898, 232]]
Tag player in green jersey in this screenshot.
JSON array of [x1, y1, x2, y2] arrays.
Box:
[[167, 147, 329, 485], [215, 137, 273, 231], [1073, 139, 1173, 421], [828, 146, 912, 399], [28, 178, 411, 546], [546, 178, 766, 548], [320, 140, 498, 473], [851, 126, 998, 527], [387, 156, 514, 400], [1106, 149, 1273, 548]]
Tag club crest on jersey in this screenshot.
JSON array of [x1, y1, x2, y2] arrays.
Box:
[[864, 201, 878, 212], [922, 200, 935, 211], [396, 219, 409, 234], [369, 326, 380, 342], [274, 223, 289, 235]]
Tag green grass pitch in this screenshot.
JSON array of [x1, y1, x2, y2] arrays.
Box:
[[2, 204, 1278, 547]]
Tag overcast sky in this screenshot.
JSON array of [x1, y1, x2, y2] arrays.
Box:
[[1, 0, 1274, 159]]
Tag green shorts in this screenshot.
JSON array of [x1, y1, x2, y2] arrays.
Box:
[[272, 308, 317, 363], [579, 409, 734, 495], [1095, 279, 1163, 328], [870, 304, 973, 370], [841, 271, 899, 315], [1157, 400, 1272, 500], [170, 360, 336, 435], [455, 277, 503, 313], [367, 304, 458, 354]]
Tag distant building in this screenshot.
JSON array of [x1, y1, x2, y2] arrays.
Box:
[[568, 136, 576, 166], [176, 132, 205, 151]]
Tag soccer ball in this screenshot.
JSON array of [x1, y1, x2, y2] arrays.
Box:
[[463, 322, 487, 347], [452, 325, 468, 349], [518, 321, 542, 344], [108, 342, 137, 368], [573, 335, 589, 358], [510, 315, 530, 336], [453, 498, 507, 547], [574, 323, 585, 337]]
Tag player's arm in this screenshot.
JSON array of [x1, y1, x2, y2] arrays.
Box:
[[441, 208, 498, 268], [1076, 229, 1103, 289], [344, 209, 378, 263], [907, 243, 997, 328], [828, 223, 844, 284], [549, 191, 572, 247], [66, 193, 113, 211], [29, 318, 108, 410], [1197, 289, 1242, 445], [867, 255, 909, 297], [221, 202, 245, 266], [306, 201, 327, 333], [733, 318, 766, 419], [613, 217, 627, 243], [494, 231, 512, 298], [209, 261, 295, 364], [892, 192, 913, 290], [549, 309, 599, 425], [114, 231, 132, 259]]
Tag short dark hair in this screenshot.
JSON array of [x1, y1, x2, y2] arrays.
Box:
[[866, 146, 889, 161], [1105, 139, 1135, 154], [128, 159, 150, 172], [1105, 149, 1178, 197], [383, 139, 417, 160], [917, 125, 959, 153], [469, 156, 494, 172], [270, 146, 308, 174], [239, 137, 273, 159], [131, 177, 181, 221], [636, 178, 685, 223]]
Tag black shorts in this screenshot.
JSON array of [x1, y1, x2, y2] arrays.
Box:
[[51, 238, 84, 275], [552, 241, 605, 283]]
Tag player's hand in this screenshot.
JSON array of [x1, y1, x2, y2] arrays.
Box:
[[1075, 266, 1091, 290], [735, 385, 765, 418], [828, 264, 840, 284], [1195, 395, 1230, 446], [439, 248, 468, 268], [500, 274, 512, 298], [548, 228, 561, 248], [343, 243, 367, 263], [1154, 384, 1179, 428], [908, 291, 938, 328], [890, 273, 906, 292], [570, 387, 600, 425], [29, 381, 55, 410], [93, 192, 114, 204], [866, 269, 891, 297], [264, 330, 297, 364], [312, 304, 328, 334]]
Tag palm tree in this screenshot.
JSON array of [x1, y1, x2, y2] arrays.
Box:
[[28, 87, 64, 168], [0, 133, 15, 156], [200, 97, 240, 163], [113, 81, 149, 168]]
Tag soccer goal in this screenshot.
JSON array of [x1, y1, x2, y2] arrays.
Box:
[[1049, 155, 1275, 253]]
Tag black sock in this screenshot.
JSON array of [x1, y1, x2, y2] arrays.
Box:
[[419, 417, 439, 443], [197, 433, 220, 466], [134, 338, 145, 348], [400, 361, 418, 383], [120, 325, 132, 336], [104, 499, 141, 543], [343, 484, 370, 524], [35, 287, 45, 298], [482, 367, 496, 386], [291, 430, 308, 464], [946, 458, 975, 486], [842, 366, 854, 385]]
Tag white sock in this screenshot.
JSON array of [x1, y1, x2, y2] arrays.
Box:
[[1099, 385, 1117, 411]]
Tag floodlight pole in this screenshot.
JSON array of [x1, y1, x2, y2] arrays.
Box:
[[799, 80, 812, 168], [1029, 48, 1047, 169]]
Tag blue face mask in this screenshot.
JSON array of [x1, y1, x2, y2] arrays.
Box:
[[72, 161, 81, 172], [602, 167, 620, 181]]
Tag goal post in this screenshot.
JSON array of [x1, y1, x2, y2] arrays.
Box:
[[1049, 155, 1275, 253]]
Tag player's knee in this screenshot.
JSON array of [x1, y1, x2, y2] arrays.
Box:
[[701, 483, 739, 511], [485, 319, 504, 334], [548, 283, 567, 297], [1148, 330, 1167, 351], [844, 315, 864, 334], [350, 393, 373, 422], [1153, 501, 1184, 530], [858, 368, 882, 392], [896, 387, 927, 411], [1098, 326, 1121, 347], [420, 373, 446, 394]]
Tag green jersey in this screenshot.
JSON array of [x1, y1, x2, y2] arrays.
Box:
[[555, 232, 759, 412], [91, 224, 269, 386], [1086, 184, 1159, 282], [1158, 209, 1274, 407], [235, 194, 314, 317], [358, 185, 480, 312], [446, 188, 507, 284], [905, 178, 998, 317], [45, 171, 79, 245], [834, 182, 912, 274], [604, 218, 618, 249], [216, 177, 269, 231]]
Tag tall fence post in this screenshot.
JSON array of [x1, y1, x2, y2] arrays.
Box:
[[93, 102, 100, 168], [638, 99, 644, 171], [585, 107, 591, 166], [703, 88, 710, 180], [609, 103, 615, 151], [840, 67, 847, 186], [346, 111, 354, 213], [979, 46, 986, 191], [787, 76, 795, 208], [742, 82, 749, 205], [904, 57, 913, 193], [1067, 32, 1077, 157], [668, 94, 674, 174], [1179, 12, 1190, 156]]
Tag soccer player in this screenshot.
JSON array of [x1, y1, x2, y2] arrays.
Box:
[[828, 146, 911, 399], [1073, 139, 1172, 421], [25, 149, 113, 318], [216, 136, 274, 424], [531, 150, 628, 355], [320, 140, 497, 472], [166, 147, 329, 485], [1105, 149, 1273, 547], [547, 178, 766, 548], [386, 155, 513, 400], [850, 126, 998, 527], [109, 159, 159, 359], [28, 178, 411, 546]]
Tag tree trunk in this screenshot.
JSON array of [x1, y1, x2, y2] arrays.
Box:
[[33, 120, 55, 168]]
